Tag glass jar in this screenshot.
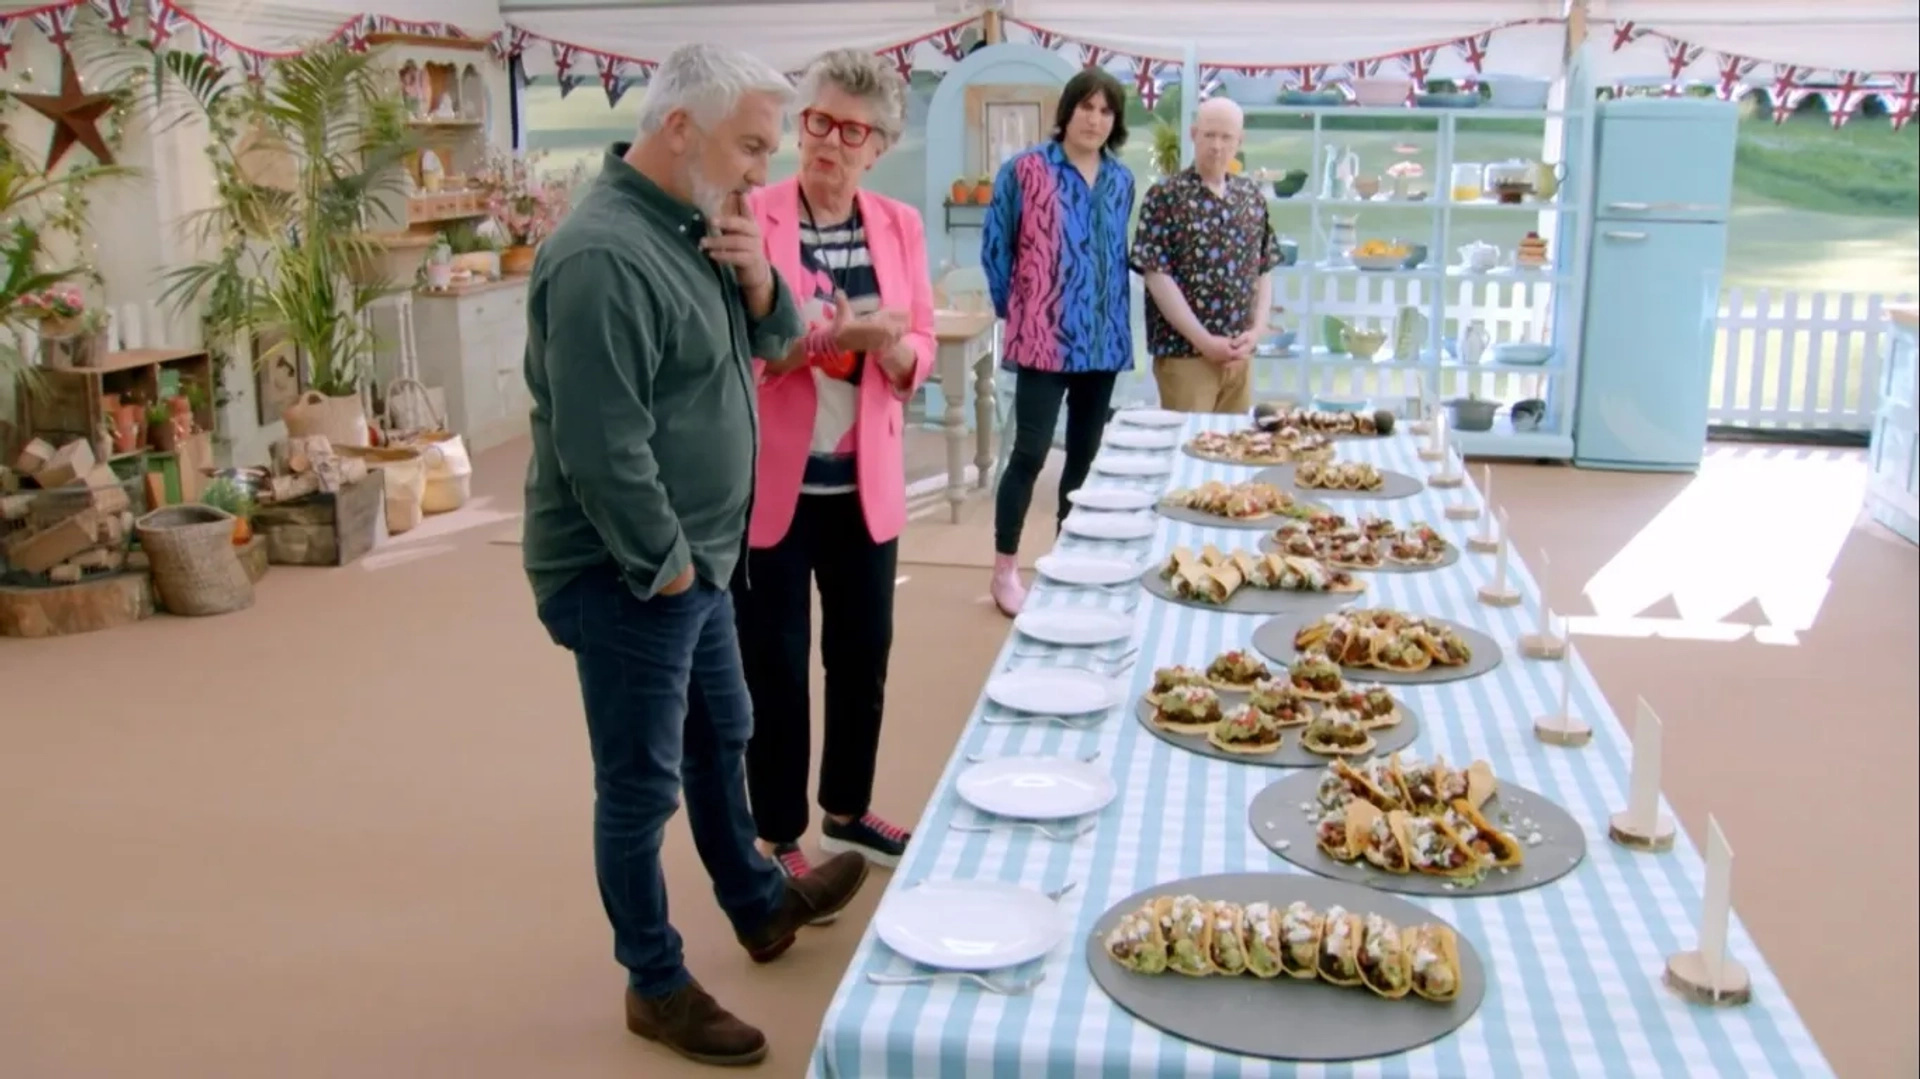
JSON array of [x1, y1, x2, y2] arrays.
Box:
[[1449, 163, 1482, 203]]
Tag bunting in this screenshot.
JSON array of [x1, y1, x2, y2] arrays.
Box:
[[1599, 23, 1915, 129]]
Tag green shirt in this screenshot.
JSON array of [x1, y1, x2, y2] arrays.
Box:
[[521, 144, 802, 605]]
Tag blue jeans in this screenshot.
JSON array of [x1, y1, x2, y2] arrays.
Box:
[[537, 565, 786, 998]]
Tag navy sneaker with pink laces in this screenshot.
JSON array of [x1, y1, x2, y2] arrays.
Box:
[[819, 813, 910, 868]]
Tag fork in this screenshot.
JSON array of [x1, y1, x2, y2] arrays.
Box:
[[980, 711, 1107, 729], [865, 971, 1046, 995], [1011, 646, 1138, 666], [948, 819, 1094, 841]]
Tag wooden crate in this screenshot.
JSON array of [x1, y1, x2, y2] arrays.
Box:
[[251, 473, 384, 567], [15, 348, 216, 451]]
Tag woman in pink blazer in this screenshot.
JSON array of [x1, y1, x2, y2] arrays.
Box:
[[736, 50, 934, 881]]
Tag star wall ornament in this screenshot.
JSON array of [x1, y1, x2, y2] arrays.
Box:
[[13, 50, 118, 172]]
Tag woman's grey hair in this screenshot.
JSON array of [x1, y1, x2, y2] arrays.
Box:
[[636, 43, 795, 137], [795, 49, 908, 143]]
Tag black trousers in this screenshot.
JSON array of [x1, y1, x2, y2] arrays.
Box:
[[736, 492, 898, 845], [993, 367, 1119, 555]]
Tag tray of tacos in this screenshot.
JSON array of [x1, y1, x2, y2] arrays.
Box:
[[1156, 480, 1327, 530], [1252, 609, 1504, 686], [1247, 757, 1588, 896], [1088, 873, 1485, 1062], [1143, 545, 1367, 617], [1137, 659, 1420, 768], [1253, 405, 1393, 439], [1260, 512, 1459, 572], [1184, 428, 1335, 467], [1253, 461, 1425, 502]]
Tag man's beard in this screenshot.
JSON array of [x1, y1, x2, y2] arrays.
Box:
[[680, 133, 732, 219]]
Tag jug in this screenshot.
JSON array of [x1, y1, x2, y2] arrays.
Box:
[[1325, 214, 1359, 264], [1321, 145, 1359, 199], [1527, 160, 1564, 201], [1459, 320, 1491, 365], [1457, 241, 1499, 272]]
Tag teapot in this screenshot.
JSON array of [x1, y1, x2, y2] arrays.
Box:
[[1457, 240, 1500, 272]]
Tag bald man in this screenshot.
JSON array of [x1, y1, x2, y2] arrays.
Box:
[[1129, 97, 1282, 414]]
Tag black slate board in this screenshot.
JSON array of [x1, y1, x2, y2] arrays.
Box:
[[1248, 769, 1589, 897], [1251, 614, 1504, 686], [1086, 873, 1487, 1063], [1133, 693, 1421, 769]]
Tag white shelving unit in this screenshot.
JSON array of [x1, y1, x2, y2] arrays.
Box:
[[1243, 80, 1597, 461]]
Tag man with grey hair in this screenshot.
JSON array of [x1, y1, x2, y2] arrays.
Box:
[[1131, 96, 1282, 413], [522, 42, 870, 1068]]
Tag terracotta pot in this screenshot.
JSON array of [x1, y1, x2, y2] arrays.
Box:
[[232, 517, 253, 545], [501, 244, 537, 276], [168, 395, 192, 418], [949, 180, 970, 204], [972, 182, 993, 205], [149, 420, 180, 453], [112, 405, 142, 453]]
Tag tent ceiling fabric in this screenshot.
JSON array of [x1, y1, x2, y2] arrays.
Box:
[[506, 1, 962, 73], [1591, 1, 1918, 72], [1002, 1, 1567, 65]]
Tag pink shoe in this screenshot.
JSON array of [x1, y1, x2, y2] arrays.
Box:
[[990, 554, 1027, 617]]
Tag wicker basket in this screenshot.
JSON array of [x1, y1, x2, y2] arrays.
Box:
[[135, 505, 254, 616]]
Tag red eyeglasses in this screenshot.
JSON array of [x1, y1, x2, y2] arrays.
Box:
[[800, 108, 877, 148]]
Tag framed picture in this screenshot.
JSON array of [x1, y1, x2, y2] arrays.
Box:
[[982, 101, 1043, 172], [254, 329, 304, 426]]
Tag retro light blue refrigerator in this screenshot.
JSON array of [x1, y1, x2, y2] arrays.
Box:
[[1574, 98, 1739, 471]]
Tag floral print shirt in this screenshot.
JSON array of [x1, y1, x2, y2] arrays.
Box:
[[1130, 168, 1281, 359]]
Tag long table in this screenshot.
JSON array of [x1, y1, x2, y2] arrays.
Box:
[[811, 414, 1831, 1077]]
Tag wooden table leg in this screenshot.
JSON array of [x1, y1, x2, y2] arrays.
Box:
[[939, 342, 968, 524], [973, 339, 997, 490]]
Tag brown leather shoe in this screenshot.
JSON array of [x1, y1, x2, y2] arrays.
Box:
[[626, 981, 768, 1067], [738, 850, 871, 963]]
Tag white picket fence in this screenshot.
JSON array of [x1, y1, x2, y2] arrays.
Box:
[[1708, 287, 1911, 431]]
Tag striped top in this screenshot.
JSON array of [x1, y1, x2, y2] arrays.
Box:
[[982, 140, 1135, 375], [795, 206, 881, 495]]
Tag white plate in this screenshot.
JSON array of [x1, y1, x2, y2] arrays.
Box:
[[1104, 427, 1180, 450], [1013, 608, 1134, 647], [1066, 486, 1156, 511], [985, 667, 1124, 716], [1034, 554, 1143, 586], [1092, 456, 1171, 477], [1060, 512, 1157, 541], [1115, 408, 1186, 429], [875, 881, 1069, 971], [957, 757, 1118, 819]]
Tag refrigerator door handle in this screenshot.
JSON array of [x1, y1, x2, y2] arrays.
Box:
[[1606, 201, 1652, 211], [1603, 230, 1650, 242], [1605, 201, 1724, 214]]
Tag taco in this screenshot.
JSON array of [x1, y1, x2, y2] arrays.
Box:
[[1222, 489, 1270, 520], [1243, 551, 1286, 590], [1276, 530, 1322, 558], [1206, 901, 1249, 976], [1152, 684, 1224, 734], [1241, 901, 1285, 979], [1301, 708, 1377, 757], [1207, 704, 1285, 755], [1357, 756, 1404, 809], [1206, 649, 1271, 692], [1161, 547, 1198, 579], [1157, 895, 1215, 976], [1358, 515, 1398, 540], [1104, 904, 1169, 974], [1371, 628, 1434, 672], [1334, 685, 1401, 729], [1315, 799, 1372, 861], [1176, 562, 1242, 605], [1357, 913, 1413, 999], [1361, 808, 1412, 873], [1315, 905, 1365, 986], [1464, 759, 1498, 809], [1198, 543, 1228, 567], [1248, 678, 1314, 726], [1328, 539, 1384, 570], [1229, 549, 1262, 581], [1421, 624, 1474, 666], [1386, 535, 1446, 566], [1294, 460, 1329, 489], [1402, 815, 1484, 880], [1276, 901, 1325, 980], [1287, 653, 1345, 699], [1406, 923, 1464, 1002], [1146, 665, 1209, 706], [1291, 614, 1340, 652], [1326, 757, 1398, 809], [1448, 798, 1525, 867], [1390, 753, 1465, 812]]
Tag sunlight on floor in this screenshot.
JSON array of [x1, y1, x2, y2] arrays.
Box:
[[1573, 446, 1867, 645], [360, 496, 524, 572]]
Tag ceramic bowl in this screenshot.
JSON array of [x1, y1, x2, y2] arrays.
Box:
[[1397, 243, 1429, 269], [1492, 342, 1555, 366], [1278, 90, 1344, 107], [1276, 238, 1300, 265], [1272, 173, 1309, 198], [1350, 78, 1409, 107], [1351, 254, 1404, 272], [1510, 399, 1547, 431], [1345, 330, 1388, 360], [1314, 395, 1370, 413]]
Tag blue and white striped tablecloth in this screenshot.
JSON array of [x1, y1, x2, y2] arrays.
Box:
[[810, 414, 1831, 1078]]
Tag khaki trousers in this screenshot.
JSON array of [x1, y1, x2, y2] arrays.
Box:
[[1152, 356, 1252, 415]]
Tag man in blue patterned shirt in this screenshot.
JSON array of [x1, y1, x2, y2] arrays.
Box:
[[1131, 97, 1282, 414]]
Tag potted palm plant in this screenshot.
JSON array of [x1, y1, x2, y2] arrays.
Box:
[[132, 43, 415, 447]]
